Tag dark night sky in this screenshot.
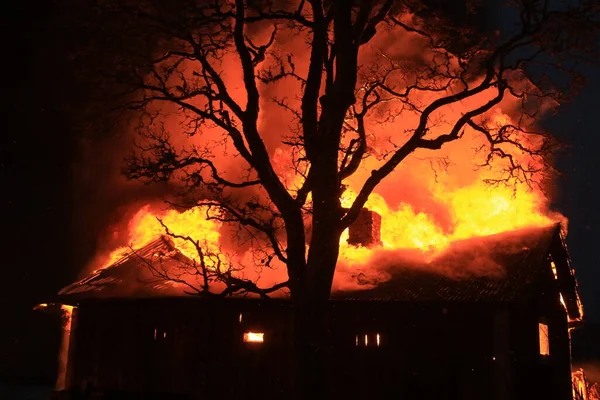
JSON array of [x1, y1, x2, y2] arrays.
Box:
[[0, 0, 598, 385], [551, 68, 600, 323]]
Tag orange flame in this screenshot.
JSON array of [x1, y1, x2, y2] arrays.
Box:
[[98, 205, 222, 271], [338, 183, 555, 265], [56, 305, 74, 391], [91, 179, 561, 283], [87, 17, 566, 288]]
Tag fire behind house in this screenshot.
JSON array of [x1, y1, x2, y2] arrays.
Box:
[[42, 211, 585, 400]]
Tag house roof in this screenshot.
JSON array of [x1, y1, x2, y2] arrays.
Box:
[[332, 224, 583, 321], [332, 225, 557, 303], [59, 236, 195, 298], [58, 224, 583, 320]]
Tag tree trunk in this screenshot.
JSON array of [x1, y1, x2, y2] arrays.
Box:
[[288, 4, 356, 393], [292, 231, 341, 399], [292, 290, 332, 400]]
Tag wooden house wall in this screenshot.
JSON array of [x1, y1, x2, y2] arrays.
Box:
[[65, 297, 574, 400], [508, 273, 574, 400], [68, 299, 294, 398], [329, 302, 497, 399]]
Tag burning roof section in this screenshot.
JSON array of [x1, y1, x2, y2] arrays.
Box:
[[334, 224, 583, 321], [59, 236, 195, 299], [58, 225, 583, 321]]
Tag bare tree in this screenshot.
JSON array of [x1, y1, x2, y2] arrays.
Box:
[[67, 0, 598, 396], [131, 219, 290, 297]]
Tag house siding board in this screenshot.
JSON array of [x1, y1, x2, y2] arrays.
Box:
[[493, 308, 511, 400]]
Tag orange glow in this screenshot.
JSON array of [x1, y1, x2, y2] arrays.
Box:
[[376, 333, 381, 347], [92, 184, 563, 290], [339, 183, 555, 265], [87, 16, 569, 292], [573, 369, 600, 400], [364, 334, 368, 347], [551, 261, 558, 280], [33, 303, 49, 310], [243, 332, 264, 343], [97, 205, 222, 271], [573, 369, 588, 400], [333, 90, 562, 269], [560, 294, 568, 311], [550, 260, 582, 323], [577, 298, 585, 322], [539, 323, 550, 356], [56, 305, 74, 391]]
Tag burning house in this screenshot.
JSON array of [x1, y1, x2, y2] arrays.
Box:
[[37, 0, 600, 397], [46, 214, 584, 400]]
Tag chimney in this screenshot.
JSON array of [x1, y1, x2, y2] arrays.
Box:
[[347, 208, 382, 247]]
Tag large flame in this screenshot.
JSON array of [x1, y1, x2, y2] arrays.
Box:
[[573, 368, 600, 400], [93, 176, 559, 280], [338, 184, 555, 266], [92, 107, 563, 281], [98, 206, 222, 270], [86, 8, 567, 288]]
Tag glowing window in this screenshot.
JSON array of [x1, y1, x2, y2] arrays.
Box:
[[243, 332, 264, 343], [356, 333, 382, 347], [539, 323, 550, 356]]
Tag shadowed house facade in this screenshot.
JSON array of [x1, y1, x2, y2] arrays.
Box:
[[49, 224, 583, 400]]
